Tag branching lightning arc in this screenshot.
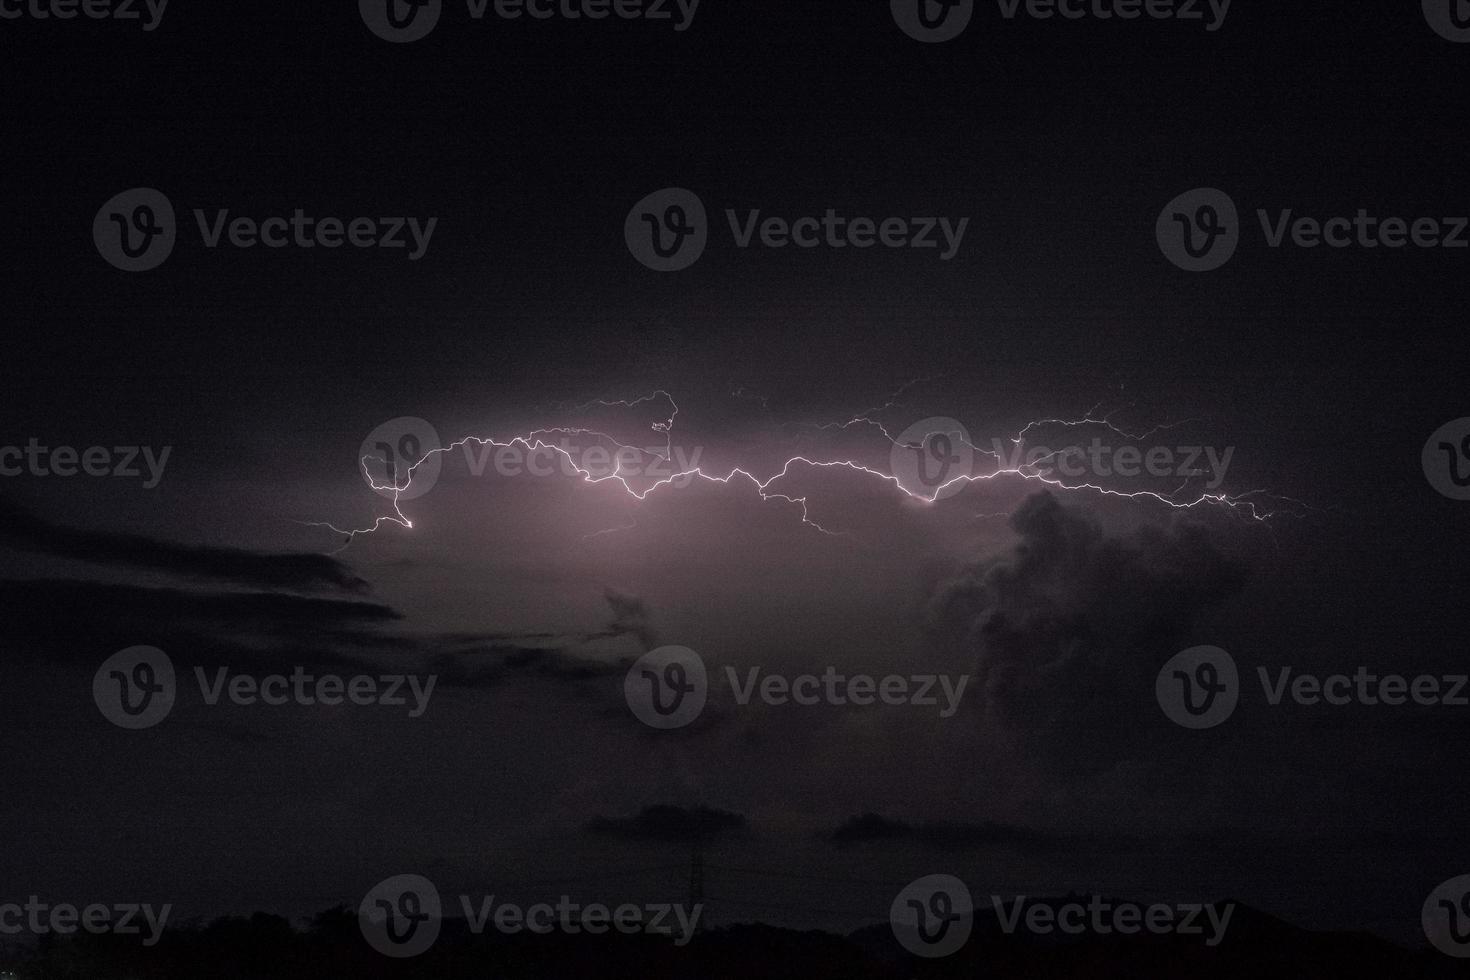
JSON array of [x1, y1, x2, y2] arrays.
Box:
[[307, 387, 1307, 549]]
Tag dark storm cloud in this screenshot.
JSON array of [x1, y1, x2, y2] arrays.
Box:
[[0, 525, 656, 685], [0, 497, 369, 593], [1, 577, 633, 680], [438, 630, 563, 645], [585, 805, 747, 843], [0, 579, 400, 667], [829, 812, 1141, 855], [926, 492, 1247, 776], [597, 588, 660, 650], [427, 645, 624, 689], [427, 590, 656, 688], [3, 579, 397, 631]]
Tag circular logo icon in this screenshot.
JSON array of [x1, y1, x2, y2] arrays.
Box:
[[1156, 188, 1239, 272], [891, 0, 974, 43], [360, 874, 442, 958], [624, 646, 707, 729], [1424, 875, 1470, 957], [890, 874, 974, 958], [891, 417, 975, 501], [93, 646, 176, 730], [1156, 646, 1239, 729], [625, 188, 708, 272], [94, 188, 176, 273], [1423, 418, 1470, 500], [360, 417, 442, 501], [360, 0, 441, 42], [1424, 0, 1470, 42]]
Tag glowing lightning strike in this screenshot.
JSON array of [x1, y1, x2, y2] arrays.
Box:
[[306, 388, 1307, 551]]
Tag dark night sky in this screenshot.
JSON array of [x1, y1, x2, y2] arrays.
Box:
[[2, 0, 1469, 955]]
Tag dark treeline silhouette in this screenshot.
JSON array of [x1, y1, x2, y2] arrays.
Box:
[[0, 901, 1462, 979]]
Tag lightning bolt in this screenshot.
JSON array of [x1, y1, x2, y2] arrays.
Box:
[[305, 386, 1308, 551]]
